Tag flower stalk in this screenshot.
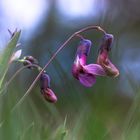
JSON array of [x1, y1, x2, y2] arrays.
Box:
[[9, 25, 119, 108]]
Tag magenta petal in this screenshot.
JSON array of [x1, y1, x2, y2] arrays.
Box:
[[79, 73, 96, 87], [83, 64, 106, 76]]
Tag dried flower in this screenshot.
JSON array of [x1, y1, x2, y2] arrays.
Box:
[[40, 73, 57, 103], [72, 39, 106, 87], [97, 34, 119, 77]]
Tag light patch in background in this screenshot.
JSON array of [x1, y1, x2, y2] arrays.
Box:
[[118, 33, 140, 97], [121, 48, 140, 81], [118, 49, 140, 97], [1, 0, 47, 31], [57, 0, 106, 18]]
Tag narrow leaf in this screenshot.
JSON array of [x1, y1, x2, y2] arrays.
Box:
[[0, 30, 21, 89]]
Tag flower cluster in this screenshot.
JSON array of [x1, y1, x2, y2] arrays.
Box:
[[72, 33, 119, 87], [9, 26, 119, 104]]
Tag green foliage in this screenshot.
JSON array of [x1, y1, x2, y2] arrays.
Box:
[[51, 117, 67, 140], [0, 30, 21, 89]]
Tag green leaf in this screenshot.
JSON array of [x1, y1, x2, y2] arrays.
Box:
[[0, 30, 21, 89], [52, 117, 68, 140]]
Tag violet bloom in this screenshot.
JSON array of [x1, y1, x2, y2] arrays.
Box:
[[40, 73, 57, 103], [72, 39, 106, 87], [97, 34, 119, 77]]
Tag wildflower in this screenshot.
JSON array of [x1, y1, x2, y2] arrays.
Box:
[[97, 34, 119, 77], [40, 73, 57, 103], [72, 39, 106, 87]]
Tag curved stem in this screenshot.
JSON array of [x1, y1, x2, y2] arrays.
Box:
[[0, 64, 42, 96], [75, 25, 106, 35], [12, 25, 106, 110]]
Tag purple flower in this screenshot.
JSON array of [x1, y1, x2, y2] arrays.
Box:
[[40, 73, 57, 103], [97, 34, 119, 77], [72, 39, 106, 87]]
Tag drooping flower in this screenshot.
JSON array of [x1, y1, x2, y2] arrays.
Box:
[[97, 34, 119, 77], [72, 39, 106, 87], [40, 73, 57, 103]]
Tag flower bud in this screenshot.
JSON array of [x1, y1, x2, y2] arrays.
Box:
[[41, 88, 57, 103], [40, 73, 57, 103], [23, 56, 38, 65], [23, 56, 38, 69], [40, 73, 50, 89]]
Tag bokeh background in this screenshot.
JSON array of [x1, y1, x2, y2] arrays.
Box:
[[0, 0, 140, 139]]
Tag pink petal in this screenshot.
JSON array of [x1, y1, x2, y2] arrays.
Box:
[[79, 73, 96, 87], [79, 55, 87, 65], [83, 64, 106, 76], [42, 88, 57, 103]]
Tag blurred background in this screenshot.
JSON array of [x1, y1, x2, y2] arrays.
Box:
[[0, 0, 140, 139]]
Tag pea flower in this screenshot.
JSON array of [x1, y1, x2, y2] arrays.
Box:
[[72, 39, 106, 87], [40, 73, 57, 103], [97, 34, 119, 77]]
